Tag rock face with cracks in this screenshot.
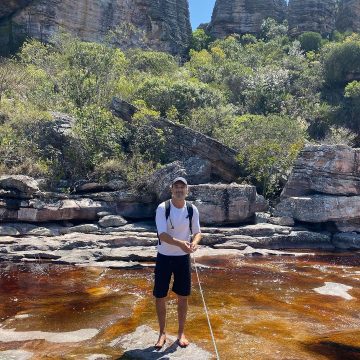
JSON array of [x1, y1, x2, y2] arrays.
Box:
[[208, 0, 287, 38], [0, 0, 192, 56], [337, 0, 360, 33], [275, 144, 360, 234], [287, 0, 338, 36]]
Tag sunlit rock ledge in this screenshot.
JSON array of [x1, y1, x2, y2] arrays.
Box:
[[0, 219, 356, 269]]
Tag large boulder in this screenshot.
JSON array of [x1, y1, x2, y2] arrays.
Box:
[[188, 183, 268, 225], [274, 195, 360, 223], [146, 159, 211, 202], [208, 0, 287, 38], [0, 0, 192, 56], [281, 144, 360, 198], [0, 175, 40, 198], [111, 97, 243, 183], [275, 144, 360, 232]]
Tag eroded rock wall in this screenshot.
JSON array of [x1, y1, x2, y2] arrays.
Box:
[[0, 0, 192, 55], [208, 0, 287, 38], [288, 0, 338, 36]]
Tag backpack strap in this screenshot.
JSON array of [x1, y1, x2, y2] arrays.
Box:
[[186, 201, 193, 235], [157, 200, 171, 245], [165, 199, 171, 221]]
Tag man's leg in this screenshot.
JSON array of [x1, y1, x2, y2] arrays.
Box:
[[155, 296, 167, 347], [153, 253, 172, 348], [177, 295, 190, 347]]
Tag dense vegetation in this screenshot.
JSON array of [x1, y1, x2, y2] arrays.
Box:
[[1, 20, 360, 198]]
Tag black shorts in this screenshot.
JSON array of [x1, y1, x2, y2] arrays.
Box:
[[153, 253, 191, 298]]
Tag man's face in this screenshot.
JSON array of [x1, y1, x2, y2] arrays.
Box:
[[171, 181, 188, 200]]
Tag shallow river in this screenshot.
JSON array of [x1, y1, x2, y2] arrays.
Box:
[[0, 252, 359, 359]]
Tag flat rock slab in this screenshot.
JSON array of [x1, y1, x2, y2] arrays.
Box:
[[111, 325, 212, 359]]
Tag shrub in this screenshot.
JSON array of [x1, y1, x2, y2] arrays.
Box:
[[299, 32, 323, 52], [322, 37, 360, 85], [214, 114, 306, 197]]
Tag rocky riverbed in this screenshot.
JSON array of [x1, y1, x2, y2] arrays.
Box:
[[0, 253, 359, 359], [1, 220, 358, 268]]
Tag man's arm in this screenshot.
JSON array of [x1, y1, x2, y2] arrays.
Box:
[[190, 205, 202, 251], [190, 232, 202, 252], [158, 232, 192, 253]]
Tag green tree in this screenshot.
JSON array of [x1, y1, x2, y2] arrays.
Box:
[[322, 35, 360, 85], [299, 32, 323, 52], [344, 80, 360, 134], [190, 29, 212, 51], [135, 77, 224, 120], [214, 114, 306, 198]]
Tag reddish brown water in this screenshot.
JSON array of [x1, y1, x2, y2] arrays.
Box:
[[0, 252, 359, 359]]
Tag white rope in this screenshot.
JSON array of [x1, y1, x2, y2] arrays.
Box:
[[192, 252, 221, 360]]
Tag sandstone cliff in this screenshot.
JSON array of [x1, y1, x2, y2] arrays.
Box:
[[0, 0, 192, 56], [337, 0, 360, 33], [208, 0, 287, 38], [288, 0, 338, 36]]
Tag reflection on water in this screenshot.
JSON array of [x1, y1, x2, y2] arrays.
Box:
[[0, 252, 359, 359]]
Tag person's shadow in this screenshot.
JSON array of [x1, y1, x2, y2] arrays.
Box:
[[116, 340, 180, 359]]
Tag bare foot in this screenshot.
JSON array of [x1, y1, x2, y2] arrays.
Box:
[[177, 333, 189, 348], [154, 333, 166, 350]]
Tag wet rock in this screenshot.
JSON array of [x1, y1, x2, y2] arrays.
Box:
[[0, 350, 33, 360], [203, 223, 292, 236], [275, 195, 360, 223], [2, 198, 110, 222], [332, 232, 360, 250], [111, 325, 212, 359], [268, 216, 295, 227], [0, 225, 19, 236], [214, 230, 332, 250], [335, 218, 360, 232], [98, 215, 127, 228], [97, 247, 157, 262], [258, 231, 334, 250], [255, 212, 271, 224], [61, 224, 99, 234], [213, 239, 252, 250], [97, 211, 112, 218], [188, 183, 268, 225], [313, 282, 353, 300], [112, 221, 157, 233]]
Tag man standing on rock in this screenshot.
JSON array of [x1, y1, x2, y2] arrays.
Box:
[[153, 176, 202, 349]]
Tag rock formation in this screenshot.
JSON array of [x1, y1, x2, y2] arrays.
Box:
[[111, 97, 244, 183], [287, 0, 338, 36], [275, 144, 360, 233], [337, 0, 360, 33], [208, 0, 287, 38], [0, 0, 192, 56]]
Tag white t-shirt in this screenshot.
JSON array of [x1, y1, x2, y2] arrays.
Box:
[[155, 199, 201, 256]]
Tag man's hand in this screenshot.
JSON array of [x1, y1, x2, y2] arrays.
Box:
[[179, 241, 192, 254], [190, 243, 198, 252]]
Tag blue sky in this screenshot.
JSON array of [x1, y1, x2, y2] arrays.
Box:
[[189, 0, 216, 29]]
